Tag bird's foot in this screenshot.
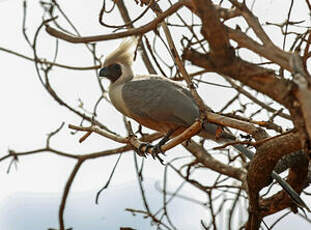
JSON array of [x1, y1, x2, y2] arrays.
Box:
[[136, 130, 173, 164], [137, 142, 165, 164], [151, 143, 165, 159], [137, 142, 152, 157]]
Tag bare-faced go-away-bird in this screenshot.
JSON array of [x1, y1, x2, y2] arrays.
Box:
[[99, 38, 308, 210]]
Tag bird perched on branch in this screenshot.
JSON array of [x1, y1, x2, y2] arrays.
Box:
[[99, 37, 308, 210], [99, 38, 234, 148]]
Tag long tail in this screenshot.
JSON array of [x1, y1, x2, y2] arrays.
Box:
[[201, 122, 309, 211]]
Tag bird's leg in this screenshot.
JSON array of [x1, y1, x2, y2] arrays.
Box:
[[151, 130, 173, 157], [137, 130, 174, 164]]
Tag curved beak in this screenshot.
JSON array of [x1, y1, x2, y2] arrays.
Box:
[[99, 67, 110, 78]]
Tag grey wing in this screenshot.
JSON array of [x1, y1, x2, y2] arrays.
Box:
[[121, 77, 199, 127]]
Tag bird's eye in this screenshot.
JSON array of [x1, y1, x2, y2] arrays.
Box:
[[111, 64, 121, 71]]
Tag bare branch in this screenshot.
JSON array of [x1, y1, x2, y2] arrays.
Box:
[[45, 0, 191, 43]]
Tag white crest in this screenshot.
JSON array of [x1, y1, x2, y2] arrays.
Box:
[[104, 37, 138, 67]]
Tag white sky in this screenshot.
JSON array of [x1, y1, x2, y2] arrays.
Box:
[[0, 0, 311, 229]]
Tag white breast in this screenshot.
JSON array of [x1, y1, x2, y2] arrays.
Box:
[[108, 83, 131, 116]]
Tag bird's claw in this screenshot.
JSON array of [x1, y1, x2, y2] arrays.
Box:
[[137, 142, 165, 164], [137, 142, 153, 157], [151, 144, 165, 164], [151, 144, 165, 158]]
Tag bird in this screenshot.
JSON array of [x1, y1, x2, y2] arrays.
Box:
[[99, 37, 308, 210], [99, 38, 234, 146]]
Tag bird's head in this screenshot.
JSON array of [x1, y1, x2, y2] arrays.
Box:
[[99, 37, 138, 84]]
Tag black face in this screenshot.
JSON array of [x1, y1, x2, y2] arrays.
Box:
[[99, 63, 122, 82]]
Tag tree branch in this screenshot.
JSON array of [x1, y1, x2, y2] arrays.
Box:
[[182, 49, 293, 107], [45, 0, 191, 43], [192, 0, 234, 66], [246, 131, 307, 229]]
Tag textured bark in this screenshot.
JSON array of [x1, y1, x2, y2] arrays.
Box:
[[192, 0, 234, 66], [246, 132, 308, 228], [182, 49, 293, 107]]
